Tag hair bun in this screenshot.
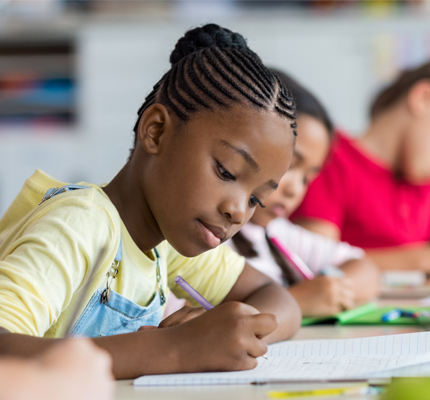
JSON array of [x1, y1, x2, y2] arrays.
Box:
[[170, 23, 258, 65]]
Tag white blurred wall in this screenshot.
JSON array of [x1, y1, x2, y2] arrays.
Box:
[[1, 10, 429, 214]]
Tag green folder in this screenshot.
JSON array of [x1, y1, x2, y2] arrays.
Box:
[[301, 303, 430, 326]]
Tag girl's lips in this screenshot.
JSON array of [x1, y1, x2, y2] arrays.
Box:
[[197, 220, 222, 249], [272, 204, 287, 218]]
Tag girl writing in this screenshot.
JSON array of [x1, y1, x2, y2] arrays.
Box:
[[0, 24, 300, 379], [229, 70, 380, 317]]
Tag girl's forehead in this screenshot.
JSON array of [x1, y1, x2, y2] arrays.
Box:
[[173, 106, 294, 165], [188, 106, 293, 141]]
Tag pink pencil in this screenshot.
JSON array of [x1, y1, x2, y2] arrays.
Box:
[[269, 237, 315, 280]]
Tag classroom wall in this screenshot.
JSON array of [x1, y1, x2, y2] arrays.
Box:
[[1, 9, 430, 215]]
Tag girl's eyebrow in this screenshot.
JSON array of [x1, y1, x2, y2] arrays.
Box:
[[219, 139, 278, 190], [266, 180, 279, 190], [219, 140, 260, 172]]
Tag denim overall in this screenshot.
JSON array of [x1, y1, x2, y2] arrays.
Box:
[[40, 185, 165, 338]]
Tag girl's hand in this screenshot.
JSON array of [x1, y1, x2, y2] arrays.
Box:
[[166, 301, 278, 372], [137, 305, 205, 331], [289, 276, 356, 317], [158, 305, 206, 328], [36, 339, 115, 400]]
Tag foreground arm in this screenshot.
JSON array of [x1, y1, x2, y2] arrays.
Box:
[[296, 220, 430, 273], [0, 338, 114, 400], [366, 243, 430, 272]]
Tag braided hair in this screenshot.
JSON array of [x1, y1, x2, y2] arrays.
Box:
[[129, 24, 297, 159]]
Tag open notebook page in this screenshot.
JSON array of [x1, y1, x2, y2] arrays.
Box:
[[134, 332, 430, 386]]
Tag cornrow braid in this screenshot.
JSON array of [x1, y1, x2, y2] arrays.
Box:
[[187, 52, 223, 105], [162, 68, 187, 121], [196, 49, 236, 101], [212, 47, 270, 101], [233, 48, 276, 93], [205, 49, 266, 106], [170, 62, 195, 113], [230, 48, 274, 97], [177, 56, 209, 109], [129, 24, 296, 160]]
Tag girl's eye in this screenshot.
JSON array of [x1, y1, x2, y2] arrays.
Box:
[[217, 162, 235, 181], [249, 195, 265, 208]]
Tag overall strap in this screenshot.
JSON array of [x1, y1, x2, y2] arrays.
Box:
[[39, 185, 91, 205]]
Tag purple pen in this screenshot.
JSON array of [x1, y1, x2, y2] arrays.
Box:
[[175, 275, 214, 310]]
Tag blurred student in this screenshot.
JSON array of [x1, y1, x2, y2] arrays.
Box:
[[0, 338, 114, 400], [228, 70, 380, 317], [292, 62, 430, 272], [0, 24, 301, 380]]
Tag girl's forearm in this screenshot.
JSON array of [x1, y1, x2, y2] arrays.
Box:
[[241, 282, 301, 343], [93, 329, 180, 379], [366, 244, 430, 272], [0, 329, 179, 379]]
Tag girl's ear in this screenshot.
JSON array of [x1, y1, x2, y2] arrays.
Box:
[[406, 79, 430, 117], [137, 104, 171, 155]]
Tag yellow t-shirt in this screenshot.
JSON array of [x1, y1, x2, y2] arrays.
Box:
[[0, 170, 245, 337]]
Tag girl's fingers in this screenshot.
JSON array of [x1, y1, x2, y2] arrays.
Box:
[[247, 337, 269, 359], [137, 325, 158, 331], [159, 306, 205, 328], [250, 313, 278, 339], [338, 288, 356, 310], [341, 278, 354, 290]]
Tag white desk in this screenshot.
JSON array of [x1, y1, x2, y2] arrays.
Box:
[[115, 324, 419, 400], [115, 379, 381, 400]]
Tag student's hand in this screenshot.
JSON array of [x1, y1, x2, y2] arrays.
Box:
[[288, 276, 356, 317], [166, 301, 277, 372], [158, 305, 206, 328], [137, 305, 205, 331], [36, 339, 115, 400]]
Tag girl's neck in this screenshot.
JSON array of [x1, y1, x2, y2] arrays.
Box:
[[102, 164, 164, 254], [358, 102, 407, 172]]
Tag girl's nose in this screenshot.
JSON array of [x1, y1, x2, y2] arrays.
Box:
[[219, 197, 247, 225]]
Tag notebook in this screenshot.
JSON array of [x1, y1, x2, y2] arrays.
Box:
[[134, 331, 430, 386], [302, 304, 430, 326]]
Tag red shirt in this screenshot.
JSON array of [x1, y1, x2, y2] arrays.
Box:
[[291, 131, 430, 249]]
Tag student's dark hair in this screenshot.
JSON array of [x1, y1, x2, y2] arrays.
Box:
[[129, 24, 297, 159], [270, 68, 333, 136], [370, 61, 430, 119], [231, 231, 300, 286]]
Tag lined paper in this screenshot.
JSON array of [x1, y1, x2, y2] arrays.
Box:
[[134, 332, 430, 386]]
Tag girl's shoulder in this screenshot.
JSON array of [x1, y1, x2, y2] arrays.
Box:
[[0, 170, 121, 248]]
